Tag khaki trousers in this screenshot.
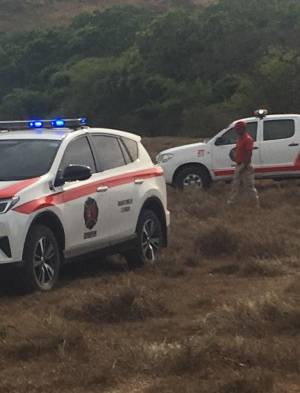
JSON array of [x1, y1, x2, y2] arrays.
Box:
[[228, 164, 259, 206]]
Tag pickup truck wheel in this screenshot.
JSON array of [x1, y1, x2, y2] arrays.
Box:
[[21, 225, 61, 292], [174, 165, 211, 189], [124, 209, 163, 269]]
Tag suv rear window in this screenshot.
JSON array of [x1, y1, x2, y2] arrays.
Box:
[[0, 139, 61, 181], [122, 137, 139, 161], [91, 135, 126, 171], [263, 120, 295, 141]]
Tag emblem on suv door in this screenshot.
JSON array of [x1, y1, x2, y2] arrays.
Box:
[[84, 198, 99, 230]]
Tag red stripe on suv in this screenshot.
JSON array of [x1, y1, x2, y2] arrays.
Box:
[[0, 178, 40, 199], [14, 168, 164, 215]]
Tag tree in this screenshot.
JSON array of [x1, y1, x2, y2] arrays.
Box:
[[0, 89, 48, 119]]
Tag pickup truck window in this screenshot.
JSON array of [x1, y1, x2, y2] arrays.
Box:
[[263, 120, 295, 141], [217, 122, 257, 145]]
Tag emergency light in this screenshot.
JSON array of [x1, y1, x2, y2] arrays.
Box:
[[51, 119, 65, 128], [29, 120, 43, 128], [254, 109, 268, 119], [0, 118, 88, 131]]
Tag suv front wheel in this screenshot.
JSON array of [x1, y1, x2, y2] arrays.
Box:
[[21, 225, 61, 292], [124, 209, 163, 269]]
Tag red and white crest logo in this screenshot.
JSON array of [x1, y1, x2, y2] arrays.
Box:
[[84, 198, 99, 230]]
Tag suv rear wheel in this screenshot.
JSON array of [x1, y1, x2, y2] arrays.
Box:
[[174, 165, 211, 189], [21, 225, 61, 292], [124, 209, 163, 269]]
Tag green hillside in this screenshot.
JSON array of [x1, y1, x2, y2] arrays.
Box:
[[0, 0, 215, 32], [0, 0, 300, 136]]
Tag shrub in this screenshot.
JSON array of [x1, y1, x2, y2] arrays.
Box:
[[65, 282, 168, 323], [240, 258, 286, 277], [198, 225, 238, 257], [203, 293, 300, 337]]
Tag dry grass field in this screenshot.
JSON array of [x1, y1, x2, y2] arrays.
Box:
[[0, 137, 299, 393], [0, 0, 217, 32]]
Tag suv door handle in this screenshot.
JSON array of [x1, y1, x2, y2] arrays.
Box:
[[289, 143, 299, 147], [97, 186, 108, 193], [253, 147, 259, 150], [134, 179, 144, 185]]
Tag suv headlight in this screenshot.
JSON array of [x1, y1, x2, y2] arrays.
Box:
[[0, 197, 20, 214], [156, 153, 174, 164]]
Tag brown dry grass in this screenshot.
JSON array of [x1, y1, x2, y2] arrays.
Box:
[[0, 136, 299, 392]]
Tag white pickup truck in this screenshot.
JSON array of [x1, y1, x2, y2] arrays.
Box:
[[157, 110, 300, 188]]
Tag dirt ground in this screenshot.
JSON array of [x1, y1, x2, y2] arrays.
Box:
[[0, 137, 299, 393]]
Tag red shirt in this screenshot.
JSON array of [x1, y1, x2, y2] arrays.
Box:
[[235, 132, 253, 164]]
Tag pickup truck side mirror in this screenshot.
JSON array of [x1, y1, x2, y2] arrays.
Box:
[[54, 164, 92, 187]]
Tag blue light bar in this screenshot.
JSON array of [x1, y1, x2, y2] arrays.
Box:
[[79, 118, 87, 125], [0, 118, 88, 131], [51, 119, 65, 128], [28, 120, 43, 129]]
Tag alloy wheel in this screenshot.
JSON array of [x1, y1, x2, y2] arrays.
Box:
[[141, 218, 161, 261], [33, 236, 57, 288]]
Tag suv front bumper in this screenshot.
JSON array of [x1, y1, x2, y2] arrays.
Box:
[[0, 211, 29, 264]]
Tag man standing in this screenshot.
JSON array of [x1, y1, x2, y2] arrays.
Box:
[[227, 120, 259, 206]]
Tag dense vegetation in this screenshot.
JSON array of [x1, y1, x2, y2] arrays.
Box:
[[1, 0, 300, 136]]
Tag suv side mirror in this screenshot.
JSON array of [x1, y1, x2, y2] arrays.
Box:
[[55, 165, 92, 187], [215, 136, 224, 146]]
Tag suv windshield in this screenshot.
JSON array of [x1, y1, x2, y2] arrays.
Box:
[[0, 139, 61, 181]]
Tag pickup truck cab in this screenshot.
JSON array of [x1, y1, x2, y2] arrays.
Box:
[[157, 110, 300, 188]]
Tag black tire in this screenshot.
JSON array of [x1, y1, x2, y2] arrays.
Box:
[[173, 165, 211, 189], [124, 209, 164, 269], [21, 225, 61, 292]]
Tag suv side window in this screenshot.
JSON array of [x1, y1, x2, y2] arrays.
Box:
[[91, 135, 126, 171], [263, 120, 295, 141], [60, 137, 96, 172], [217, 122, 258, 145], [122, 137, 139, 161]]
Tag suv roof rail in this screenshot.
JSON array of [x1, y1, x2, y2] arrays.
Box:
[[0, 118, 88, 131]]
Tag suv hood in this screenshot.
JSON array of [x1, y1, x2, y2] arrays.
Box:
[[0, 178, 39, 199]]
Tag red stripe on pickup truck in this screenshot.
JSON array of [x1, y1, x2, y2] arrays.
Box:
[[214, 154, 300, 177], [14, 167, 163, 215], [214, 164, 300, 177], [214, 169, 235, 177]]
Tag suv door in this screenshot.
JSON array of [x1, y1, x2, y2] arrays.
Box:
[[212, 121, 260, 178], [57, 136, 104, 257], [259, 118, 300, 176], [90, 134, 138, 243]]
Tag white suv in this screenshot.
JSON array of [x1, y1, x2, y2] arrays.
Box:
[[0, 119, 170, 291], [157, 110, 300, 188]]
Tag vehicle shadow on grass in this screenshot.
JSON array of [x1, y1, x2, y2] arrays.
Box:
[[0, 255, 129, 297], [0, 264, 27, 296], [59, 254, 129, 284]]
